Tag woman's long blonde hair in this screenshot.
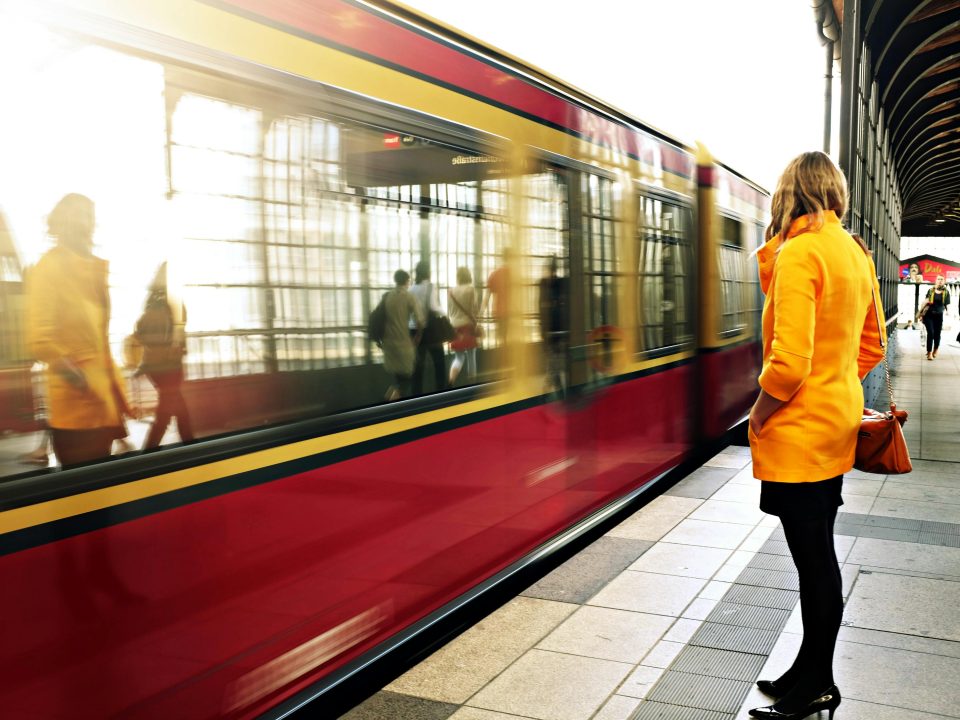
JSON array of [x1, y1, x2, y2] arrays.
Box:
[[765, 151, 848, 244]]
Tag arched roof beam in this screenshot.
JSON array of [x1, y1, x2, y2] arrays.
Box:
[[874, 1, 947, 84], [897, 135, 960, 189], [884, 49, 960, 121], [901, 148, 960, 195], [890, 86, 960, 155], [892, 102, 960, 161], [877, 16, 960, 99], [903, 169, 960, 207], [903, 163, 960, 202]]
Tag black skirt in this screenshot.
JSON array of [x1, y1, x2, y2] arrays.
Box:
[[760, 475, 844, 519]]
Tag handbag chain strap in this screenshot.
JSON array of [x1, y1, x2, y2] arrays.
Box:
[[869, 281, 896, 410]]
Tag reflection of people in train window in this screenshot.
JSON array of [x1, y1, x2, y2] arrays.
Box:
[[25, 194, 129, 466], [409, 260, 446, 395], [447, 266, 480, 386], [382, 269, 424, 401], [481, 246, 514, 346], [134, 262, 194, 448], [539, 256, 568, 394]]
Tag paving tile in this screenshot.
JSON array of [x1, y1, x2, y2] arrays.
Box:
[[522, 537, 655, 604], [704, 453, 750, 469], [871, 496, 960, 523], [386, 597, 576, 703], [834, 639, 960, 717], [667, 467, 737, 499], [919, 531, 960, 547], [880, 482, 960, 505], [536, 606, 673, 664], [841, 494, 876, 514], [466, 649, 632, 720], [727, 466, 757, 486], [592, 694, 642, 720], [588, 570, 706, 616], [843, 571, 960, 641], [699, 580, 733, 600], [606, 496, 704, 542], [804, 698, 960, 720], [661, 519, 753, 550], [340, 691, 459, 720], [846, 537, 960, 576], [689, 499, 765, 526], [735, 568, 800, 592], [746, 553, 796, 573], [628, 543, 731, 579], [713, 563, 743, 582], [449, 709, 537, 720], [722, 584, 799, 611], [618, 665, 666, 699], [681, 597, 719, 621], [843, 477, 883, 497], [664, 618, 701, 644], [709, 482, 760, 504], [642, 640, 685, 668], [837, 625, 960, 659], [689, 622, 780, 655], [841, 563, 860, 598]]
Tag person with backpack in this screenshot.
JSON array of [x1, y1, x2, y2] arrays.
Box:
[[378, 269, 424, 401], [447, 266, 481, 386]]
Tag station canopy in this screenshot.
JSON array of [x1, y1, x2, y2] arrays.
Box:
[[850, 1, 960, 236]]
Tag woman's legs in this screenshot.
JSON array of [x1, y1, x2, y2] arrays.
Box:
[[772, 506, 843, 712], [925, 316, 936, 353], [930, 313, 943, 353], [429, 344, 446, 391]]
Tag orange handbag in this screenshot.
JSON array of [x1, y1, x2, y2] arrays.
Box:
[[854, 284, 912, 474]]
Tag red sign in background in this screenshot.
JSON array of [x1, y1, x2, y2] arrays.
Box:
[[899, 255, 960, 282]]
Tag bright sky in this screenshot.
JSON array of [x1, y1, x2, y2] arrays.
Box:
[[402, 0, 831, 191]]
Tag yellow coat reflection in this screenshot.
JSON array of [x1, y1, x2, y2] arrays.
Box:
[[26, 245, 127, 431]]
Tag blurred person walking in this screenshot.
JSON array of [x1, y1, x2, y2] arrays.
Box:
[[382, 269, 424, 401], [134, 262, 194, 448], [747, 152, 884, 720], [920, 274, 950, 359], [447, 266, 480, 386], [26, 193, 130, 466], [410, 260, 447, 395]]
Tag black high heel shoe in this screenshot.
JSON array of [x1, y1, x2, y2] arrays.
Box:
[[749, 685, 841, 719], [756, 678, 792, 697]]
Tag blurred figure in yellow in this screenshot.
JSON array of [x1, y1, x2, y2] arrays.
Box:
[[26, 193, 129, 465], [134, 262, 194, 448], [481, 246, 514, 348]]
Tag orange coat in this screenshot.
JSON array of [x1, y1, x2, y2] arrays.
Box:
[[749, 211, 885, 482], [26, 246, 128, 430]]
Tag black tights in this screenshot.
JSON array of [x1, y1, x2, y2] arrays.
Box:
[[774, 506, 844, 711], [924, 312, 943, 352]]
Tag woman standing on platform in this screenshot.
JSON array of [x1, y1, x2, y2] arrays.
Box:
[[920, 274, 950, 359], [747, 152, 885, 719]]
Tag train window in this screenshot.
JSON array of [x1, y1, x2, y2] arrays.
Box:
[[0, 27, 513, 480], [636, 195, 693, 353], [582, 174, 617, 332], [718, 216, 750, 334]]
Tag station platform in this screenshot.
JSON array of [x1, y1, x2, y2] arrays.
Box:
[[341, 325, 960, 720]]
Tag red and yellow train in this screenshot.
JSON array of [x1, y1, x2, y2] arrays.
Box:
[[0, 1, 767, 717]]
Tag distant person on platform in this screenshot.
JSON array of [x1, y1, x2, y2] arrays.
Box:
[[134, 262, 194, 448], [26, 193, 130, 466], [481, 246, 514, 348], [382, 269, 424, 401], [920, 274, 950, 360]]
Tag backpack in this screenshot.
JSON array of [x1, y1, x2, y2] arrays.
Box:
[[368, 292, 389, 345]]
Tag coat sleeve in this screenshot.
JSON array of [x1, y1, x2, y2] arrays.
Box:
[[25, 261, 69, 364], [857, 256, 886, 380], [757, 239, 821, 401]]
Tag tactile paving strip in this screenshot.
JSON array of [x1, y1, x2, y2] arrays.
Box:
[[689, 622, 780, 655], [669, 645, 766, 682], [629, 702, 731, 720], [833, 514, 960, 547], [723, 584, 800, 610], [747, 553, 796, 573], [705, 602, 791, 631], [759, 539, 792, 556], [646, 671, 752, 713], [736, 568, 801, 591]]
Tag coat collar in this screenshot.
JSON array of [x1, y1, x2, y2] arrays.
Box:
[[756, 211, 840, 293]]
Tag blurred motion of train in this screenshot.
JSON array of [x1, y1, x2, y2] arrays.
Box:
[[0, 1, 767, 717]]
